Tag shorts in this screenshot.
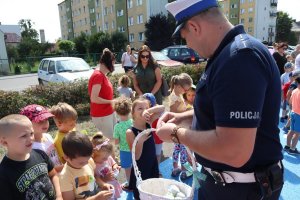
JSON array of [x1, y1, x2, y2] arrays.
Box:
[[290, 112, 300, 133], [155, 143, 163, 156], [120, 150, 132, 168], [124, 66, 133, 73], [92, 112, 117, 139]]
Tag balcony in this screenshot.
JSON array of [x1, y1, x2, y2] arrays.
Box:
[[270, 12, 277, 17], [270, 2, 277, 7]]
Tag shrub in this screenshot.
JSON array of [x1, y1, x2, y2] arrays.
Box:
[[0, 64, 205, 119]]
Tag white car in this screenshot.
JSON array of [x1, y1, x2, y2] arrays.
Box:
[[38, 57, 94, 85]]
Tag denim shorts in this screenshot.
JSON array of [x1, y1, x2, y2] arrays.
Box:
[[290, 112, 300, 133], [120, 150, 132, 168]]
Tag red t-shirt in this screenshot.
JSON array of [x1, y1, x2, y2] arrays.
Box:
[[88, 70, 114, 117], [152, 119, 163, 144], [282, 81, 292, 100]]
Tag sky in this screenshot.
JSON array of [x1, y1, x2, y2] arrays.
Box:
[[0, 0, 299, 43]]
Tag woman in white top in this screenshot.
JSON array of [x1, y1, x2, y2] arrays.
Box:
[[121, 45, 136, 73]]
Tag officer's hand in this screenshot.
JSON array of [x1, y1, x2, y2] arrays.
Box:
[[157, 112, 182, 128], [156, 122, 177, 142]]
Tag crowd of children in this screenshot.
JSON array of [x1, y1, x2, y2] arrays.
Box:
[[0, 72, 196, 200]]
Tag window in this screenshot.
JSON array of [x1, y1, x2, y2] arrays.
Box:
[[91, 20, 96, 26], [240, 0, 245, 3], [98, 26, 101, 32], [83, 6, 86, 13], [230, 14, 237, 18], [41, 60, 49, 71], [118, 26, 125, 32], [138, 32, 144, 41], [96, 0, 99, 7], [240, 9, 245, 14], [96, 13, 101, 19], [128, 17, 134, 26], [129, 33, 134, 42], [90, 8, 95, 13], [104, 7, 108, 15], [112, 21, 115, 29], [104, 22, 109, 30], [248, 7, 253, 13], [117, 9, 124, 17], [137, 14, 143, 24], [137, 0, 142, 6], [249, 0, 253, 2], [127, 0, 133, 8], [111, 5, 114, 13], [248, 27, 253, 33], [231, 4, 237, 8], [248, 17, 253, 22], [48, 61, 55, 73], [240, 18, 244, 24]]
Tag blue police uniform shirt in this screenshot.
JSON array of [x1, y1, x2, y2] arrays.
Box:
[[192, 25, 283, 173]]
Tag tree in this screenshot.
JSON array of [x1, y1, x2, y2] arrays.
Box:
[[58, 40, 75, 54], [111, 31, 127, 52], [276, 11, 297, 44], [144, 13, 175, 51], [88, 32, 112, 53], [73, 32, 89, 54], [18, 19, 39, 41]]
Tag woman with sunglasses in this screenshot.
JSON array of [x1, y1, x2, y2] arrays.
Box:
[[132, 45, 163, 104], [273, 42, 288, 75]]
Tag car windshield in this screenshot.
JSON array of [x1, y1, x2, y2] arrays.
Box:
[[56, 59, 90, 72], [152, 52, 171, 61]]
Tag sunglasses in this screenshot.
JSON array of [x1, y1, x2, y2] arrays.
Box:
[[141, 55, 150, 59]]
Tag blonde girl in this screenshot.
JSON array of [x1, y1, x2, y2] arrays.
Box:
[[91, 133, 122, 199], [126, 96, 164, 199], [117, 74, 134, 100], [169, 73, 193, 180]]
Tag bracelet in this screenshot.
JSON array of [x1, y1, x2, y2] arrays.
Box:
[[171, 126, 182, 144]]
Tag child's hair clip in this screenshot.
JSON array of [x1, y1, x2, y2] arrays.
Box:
[[94, 138, 110, 150]]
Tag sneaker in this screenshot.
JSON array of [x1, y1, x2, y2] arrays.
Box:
[[288, 148, 300, 155], [282, 127, 290, 134], [283, 145, 290, 152]]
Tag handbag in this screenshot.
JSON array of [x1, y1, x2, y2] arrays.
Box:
[[161, 76, 170, 97]]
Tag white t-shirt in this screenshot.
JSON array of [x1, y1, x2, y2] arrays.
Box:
[[117, 86, 133, 98], [295, 54, 300, 70], [32, 133, 61, 166], [280, 72, 291, 86], [121, 52, 133, 67]]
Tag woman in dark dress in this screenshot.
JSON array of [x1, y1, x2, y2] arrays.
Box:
[[273, 42, 288, 75]]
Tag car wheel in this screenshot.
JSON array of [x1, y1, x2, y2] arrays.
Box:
[[38, 79, 44, 86]]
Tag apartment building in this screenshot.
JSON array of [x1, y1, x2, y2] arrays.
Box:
[[58, 0, 167, 48], [219, 0, 277, 43]]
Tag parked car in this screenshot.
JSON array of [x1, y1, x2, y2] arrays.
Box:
[[160, 45, 204, 64], [134, 51, 183, 67], [38, 57, 94, 85]]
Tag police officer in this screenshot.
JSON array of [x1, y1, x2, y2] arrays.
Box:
[[156, 0, 284, 199]]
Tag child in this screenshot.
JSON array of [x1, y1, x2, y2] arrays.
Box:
[[0, 114, 62, 199], [143, 93, 165, 175], [59, 131, 113, 200], [285, 76, 300, 155], [117, 74, 134, 100], [126, 96, 164, 199], [281, 62, 294, 86], [183, 84, 196, 110], [169, 73, 193, 180], [91, 133, 122, 199], [50, 102, 78, 164], [20, 104, 63, 172], [113, 97, 133, 190]]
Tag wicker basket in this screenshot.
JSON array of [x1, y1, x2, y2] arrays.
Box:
[[132, 128, 196, 200]]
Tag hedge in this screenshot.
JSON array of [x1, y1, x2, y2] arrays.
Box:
[[0, 64, 205, 119]]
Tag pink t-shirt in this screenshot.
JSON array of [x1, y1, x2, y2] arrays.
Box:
[[291, 88, 300, 115]]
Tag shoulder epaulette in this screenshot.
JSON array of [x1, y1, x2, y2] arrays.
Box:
[[234, 33, 253, 51]]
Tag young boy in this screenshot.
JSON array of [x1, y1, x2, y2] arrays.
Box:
[[59, 131, 113, 200], [113, 97, 133, 190], [50, 102, 78, 164], [20, 104, 63, 172], [0, 114, 62, 199]]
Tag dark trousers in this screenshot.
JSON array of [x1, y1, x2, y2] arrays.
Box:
[[124, 66, 133, 73], [198, 168, 283, 200]]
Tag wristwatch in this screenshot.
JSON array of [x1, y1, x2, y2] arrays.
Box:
[[171, 126, 182, 144]]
